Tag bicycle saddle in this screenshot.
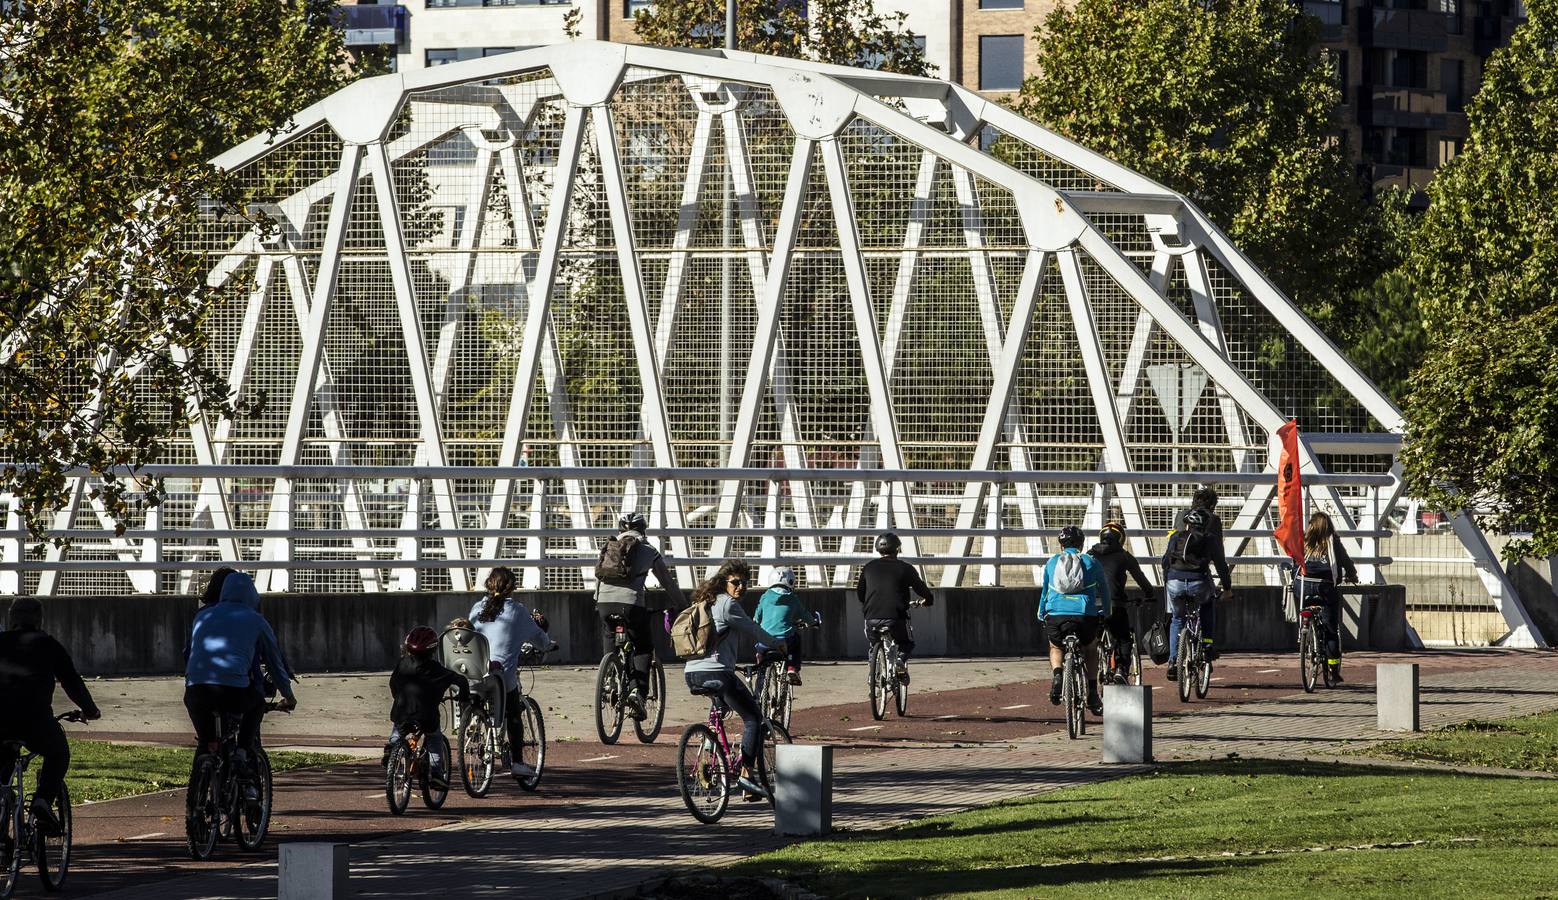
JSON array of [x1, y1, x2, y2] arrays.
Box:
[[689, 679, 723, 697]]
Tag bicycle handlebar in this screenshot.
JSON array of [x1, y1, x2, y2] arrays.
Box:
[[56, 710, 88, 724]]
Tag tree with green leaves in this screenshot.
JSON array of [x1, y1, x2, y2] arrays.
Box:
[[1, 0, 358, 535], [1016, 0, 1400, 396], [631, 0, 930, 76], [1400, 0, 1558, 559]]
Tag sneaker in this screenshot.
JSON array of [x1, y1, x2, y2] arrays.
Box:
[[1203, 642, 1220, 662], [510, 761, 537, 778], [785, 668, 802, 687], [1329, 662, 1344, 683], [1086, 688, 1104, 717], [894, 662, 910, 684], [29, 800, 63, 836], [735, 769, 766, 798], [1048, 671, 1063, 704], [624, 691, 647, 721], [1166, 665, 1178, 682]]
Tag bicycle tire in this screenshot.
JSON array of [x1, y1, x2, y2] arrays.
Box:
[[776, 666, 794, 732], [893, 661, 909, 718], [594, 654, 625, 745], [515, 697, 546, 791], [1064, 651, 1083, 739], [1129, 639, 1144, 687], [184, 756, 220, 861], [234, 750, 271, 853], [634, 659, 665, 744], [421, 734, 450, 809], [676, 724, 729, 824], [385, 741, 413, 816], [1096, 630, 1115, 693], [1321, 642, 1336, 689], [2, 788, 20, 900], [868, 643, 887, 721], [1299, 623, 1318, 693], [1176, 632, 1193, 703], [30, 780, 66, 893], [1195, 648, 1211, 699], [459, 708, 497, 798], [758, 720, 792, 806]]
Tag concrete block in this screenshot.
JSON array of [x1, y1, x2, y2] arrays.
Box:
[[278, 842, 349, 900], [1377, 663, 1420, 732], [774, 744, 832, 836], [1102, 684, 1152, 763]]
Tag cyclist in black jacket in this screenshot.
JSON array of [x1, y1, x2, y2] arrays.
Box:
[[0, 598, 102, 835], [857, 532, 933, 684], [1088, 521, 1157, 682]]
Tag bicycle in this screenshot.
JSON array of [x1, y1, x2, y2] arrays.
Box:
[[1059, 633, 1090, 739], [1174, 605, 1212, 703], [499, 645, 552, 792], [745, 613, 821, 732], [595, 613, 665, 745], [1, 711, 84, 899], [1096, 613, 1143, 692], [675, 681, 792, 824], [185, 702, 284, 860], [866, 600, 923, 721], [384, 724, 451, 816]]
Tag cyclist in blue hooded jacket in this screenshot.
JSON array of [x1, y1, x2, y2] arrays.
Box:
[[1038, 525, 1111, 715], [754, 566, 814, 686]]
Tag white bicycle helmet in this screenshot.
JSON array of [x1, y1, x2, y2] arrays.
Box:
[[772, 566, 797, 589]]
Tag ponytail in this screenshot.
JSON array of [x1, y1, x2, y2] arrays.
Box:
[[479, 566, 516, 622]]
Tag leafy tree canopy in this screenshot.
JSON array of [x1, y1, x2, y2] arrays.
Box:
[[1, 0, 356, 535], [631, 0, 931, 75], [1016, 0, 1396, 381], [1401, 0, 1558, 558]]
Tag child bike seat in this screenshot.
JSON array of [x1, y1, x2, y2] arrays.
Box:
[[439, 626, 491, 682]]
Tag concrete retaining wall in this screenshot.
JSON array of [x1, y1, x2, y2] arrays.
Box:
[[8, 584, 1409, 677]]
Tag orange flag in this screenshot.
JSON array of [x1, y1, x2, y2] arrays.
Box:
[[1274, 420, 1304, 565]]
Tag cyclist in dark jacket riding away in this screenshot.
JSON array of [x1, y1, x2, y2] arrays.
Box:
[[856, 532, 933, 684], [387, 626, 470, 788], [594, 511, 686, 720], [1088, 521, 1157, 682], [0, 597, 101, 835], [1297, 512, 1358, 682], [1162, 487, 1233, 680]]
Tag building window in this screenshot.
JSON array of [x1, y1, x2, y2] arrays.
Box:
[[1442, 58, 1465, 111], [483, 46, 518, 56], [1324, 49, 1349, 101], [1438, 137, 1464, 165], [979, 35, 1024, 91], [426, 48, 461, 66], [979, 0, 1024, 8], [1440, 0, 1464, 32], [624, 0, 651, 17]]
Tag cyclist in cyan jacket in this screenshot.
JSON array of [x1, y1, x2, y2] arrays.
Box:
[[1038, 525, 1112, 715]]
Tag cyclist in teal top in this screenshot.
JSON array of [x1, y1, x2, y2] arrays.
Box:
[[754, 567, 813, 686], [1038, 525, 1112, 715]]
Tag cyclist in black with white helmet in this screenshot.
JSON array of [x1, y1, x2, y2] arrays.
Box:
[[857, 532, 933, 684], [594, 511, 686, 720]]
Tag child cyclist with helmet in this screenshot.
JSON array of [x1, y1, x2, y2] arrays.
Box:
[[755, 567, 815, 686], [386, 626, 471, 789]]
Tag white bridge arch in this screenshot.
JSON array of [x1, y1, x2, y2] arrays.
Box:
[[2, 41, 1540, 647]]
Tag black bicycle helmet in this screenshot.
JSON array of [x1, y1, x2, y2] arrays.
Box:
[[875, 532, 903, 555], [618, 510, 648, 534], [1058, 525, 1085, 549], [1182, 507, 1212, 536], [1099, 521, 1126, 549], [1192, 486, 1219, 511]]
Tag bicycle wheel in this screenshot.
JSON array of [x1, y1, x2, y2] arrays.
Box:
[[757, 720, 792, 806], [776, 667, 794, 732], [2, 788, 20, 900], [1097, 631, 1115, 692], [421, 736, 450, 810], [676, 724, 730, 824], [1176, 632, 1193, 703], [634, 658, 665, 744], [384, 741, 413, 816], [1299, 622, 1319, 693], [1321, 636, 1336, 689], [1195, 646, 1211, 699], [1129, 638, 1144, 686], [1064, 655, 1083, 739], [234, 750, 271, 853], [893, 657, 909, 718], [868, 643, 887, 721], [459, 709, 498, 798], [514, 697, 545, 791], [184, 756, 220, 861], [594, 654, 625, 745]]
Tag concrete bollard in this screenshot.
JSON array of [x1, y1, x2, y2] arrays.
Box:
[[278, 842, 349, 900], [1377, 663, 1420, 732], [774, 744, 832, 836], [1102, 684, 1153, 763]]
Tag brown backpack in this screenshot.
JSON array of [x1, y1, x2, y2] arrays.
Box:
[[596, 533, 642, 580], [669, 598, 717, 659]]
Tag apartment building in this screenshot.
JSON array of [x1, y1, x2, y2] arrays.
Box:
[[337, 0, 602, 70]]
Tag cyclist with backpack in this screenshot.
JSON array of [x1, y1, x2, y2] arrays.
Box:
[[857, 532, 933, 684], [1088, 521, 1157, 682], [1162, 491, 1233, 681], [1039, 525, 1111, 715], [1297, 512, 1357, 682], [755, 566, 813, 685], [595, 511, 686, 721], [677, 559, 785, 800]]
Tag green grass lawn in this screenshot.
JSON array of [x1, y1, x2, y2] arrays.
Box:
[[740, 759, 1558, 898], [65, 739, 351, 804], [1362, 708, 1558, 773]]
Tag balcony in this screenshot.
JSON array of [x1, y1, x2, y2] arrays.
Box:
[[1357, 6, 1448, 52], [1302, 1, 1347, 42], [1370, 163, 1436, 199], [334, 4, 408, 47], [1473, 14, 1517, 55], [1359, 86, 1447, 130]]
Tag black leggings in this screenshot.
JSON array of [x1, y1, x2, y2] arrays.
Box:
[[0, 718, 69, 806], [684, 670, 762, 769], [184, 683, 262, 753], [598, 602, 654, 693], [1301, 581, 1344, 663], [865, 618, 914, 659], [503, 687, 525, 756]]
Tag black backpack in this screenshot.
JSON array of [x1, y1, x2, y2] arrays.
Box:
[[1165, 528, 1210, 572]]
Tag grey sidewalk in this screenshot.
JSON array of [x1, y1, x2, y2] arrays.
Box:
[[88, 656, 1558, 899]]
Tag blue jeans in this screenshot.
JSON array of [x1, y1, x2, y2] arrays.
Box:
[[1166, 579, 1215, 662], [684, 670, 762, 769]]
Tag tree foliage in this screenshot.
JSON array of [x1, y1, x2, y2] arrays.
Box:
[[1401, 0, 1558, 558], [1016, 0, 1401, 394], [0, 0, 356, 535], [631, 0, 931, 76]]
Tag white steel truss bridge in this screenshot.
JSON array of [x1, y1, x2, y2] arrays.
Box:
[[0, 41, 1542, 646]]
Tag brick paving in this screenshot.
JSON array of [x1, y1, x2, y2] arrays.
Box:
[[83, 653, 1558, 899]]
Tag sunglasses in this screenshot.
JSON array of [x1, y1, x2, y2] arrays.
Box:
[[727, 577, 746, 586]]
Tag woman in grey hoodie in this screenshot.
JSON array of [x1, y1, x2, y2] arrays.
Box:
[[683, 559, 785, 797]]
